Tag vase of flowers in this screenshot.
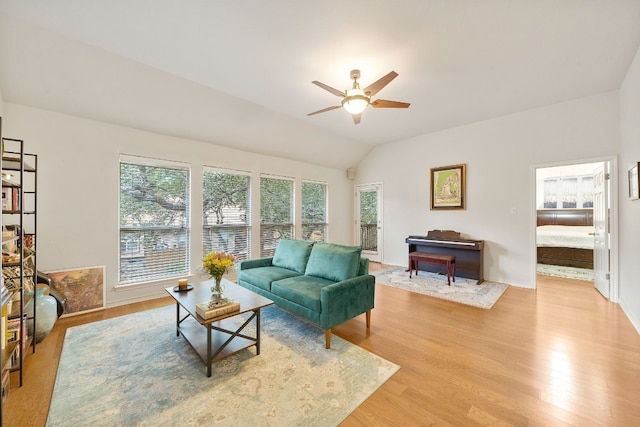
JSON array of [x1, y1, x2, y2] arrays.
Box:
[[202, 251, 236, 299]]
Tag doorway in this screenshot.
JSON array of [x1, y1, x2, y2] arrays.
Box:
[[533, 158, 617, 301], [355, 183, 383, 263]]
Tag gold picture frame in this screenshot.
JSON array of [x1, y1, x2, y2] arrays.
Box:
[[430, 164, 466, 210]]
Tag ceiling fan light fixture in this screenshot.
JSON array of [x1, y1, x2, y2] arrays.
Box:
[[308, 70, 408, 123], [342, 88, 369, 114]]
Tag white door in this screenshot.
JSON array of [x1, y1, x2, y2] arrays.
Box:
[[356, 183, 383, 262], [593, 163, 610, 298]]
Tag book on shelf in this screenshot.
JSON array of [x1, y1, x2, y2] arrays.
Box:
[[1, 188, 10, 211], [196, 298, 240, 320], [12, 187, 19, 210], [1, 187, 20, 211]]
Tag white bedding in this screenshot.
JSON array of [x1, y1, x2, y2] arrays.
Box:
[[536, 225, 595, 249]]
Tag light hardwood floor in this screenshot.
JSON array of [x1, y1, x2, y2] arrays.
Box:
[[3, 264, 640, 426]]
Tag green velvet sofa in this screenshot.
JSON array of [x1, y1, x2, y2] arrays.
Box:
[[237, 239, 375, 348]]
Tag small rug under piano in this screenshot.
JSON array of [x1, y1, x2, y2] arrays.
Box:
[[373, 266, 508, 309]]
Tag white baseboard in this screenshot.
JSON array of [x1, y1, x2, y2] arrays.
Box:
[[619, 297, 640, 336]]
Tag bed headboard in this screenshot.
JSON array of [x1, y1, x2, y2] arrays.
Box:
[[537, 209, 594, 226]]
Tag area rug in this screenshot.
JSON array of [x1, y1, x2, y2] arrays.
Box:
[[47, 305, 399, 427], [536, 263, 594, 281], [373, 266, 508, 309]]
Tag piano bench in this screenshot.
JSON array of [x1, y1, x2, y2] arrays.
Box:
[[409, 252, 456, 285]]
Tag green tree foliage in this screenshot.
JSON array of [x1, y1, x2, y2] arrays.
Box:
[[301, 182, 326, 224], [360, 191, 377, 225], [203, 171, 249, 225], [260, 177, 293, 224], [120, 163, 188, 227]]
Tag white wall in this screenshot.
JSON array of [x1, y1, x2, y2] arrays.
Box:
[[356, 92, 620, 287], [1, 103, 354, 307], [619, 45, 640, 332]]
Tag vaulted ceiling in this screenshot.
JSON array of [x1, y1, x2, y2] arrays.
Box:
[[1, 1, 640, 169]]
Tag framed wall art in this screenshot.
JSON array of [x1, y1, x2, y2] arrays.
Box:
[[629, 162, 639, 200], [430, 164, 466, 210], [45, 265, 106, 316]]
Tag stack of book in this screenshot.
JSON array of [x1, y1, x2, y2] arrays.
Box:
[[196, 298, 240, 320]]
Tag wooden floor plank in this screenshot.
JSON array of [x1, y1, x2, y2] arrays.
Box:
[[3, 265, 640, 426]]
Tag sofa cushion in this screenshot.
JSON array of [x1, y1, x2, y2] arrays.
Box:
[[271, 239, 315, 274], [304, 242, 362, 282], [272, 275, 334, 313], [238, 266, 302, 291]]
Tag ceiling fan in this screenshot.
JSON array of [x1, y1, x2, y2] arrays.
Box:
[[307, 69, 410, 124]]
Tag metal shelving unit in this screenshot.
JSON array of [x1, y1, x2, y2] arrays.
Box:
[[1, 137, 37, 423]]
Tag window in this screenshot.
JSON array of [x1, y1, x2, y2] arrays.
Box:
[[359, 189, 378, 251], [581, 176, 594, 208], [543, 178, 558, 208], [561, 177, 577, 208], [119, 156, 190, 284], [260, 176, 293, 257], [301, 180, 327, 242], [202, 168, 251, 261], [542, 175, 594, 209]]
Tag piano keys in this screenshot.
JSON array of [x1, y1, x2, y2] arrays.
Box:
[[405, 230, 484, 283]]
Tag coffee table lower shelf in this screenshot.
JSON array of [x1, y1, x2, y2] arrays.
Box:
[[177, 311, 261, 377], [166, 280, 274, 377]]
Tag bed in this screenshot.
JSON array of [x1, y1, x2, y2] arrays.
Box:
[[536, 209, 594, 269]]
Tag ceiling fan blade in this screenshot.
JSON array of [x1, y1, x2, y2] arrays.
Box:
[[362, 71, 398, 97], [352, 113, 361, 124], [311, 81, 345, 97], [307, 105, 342, 116], [371, 99, 411, 109]]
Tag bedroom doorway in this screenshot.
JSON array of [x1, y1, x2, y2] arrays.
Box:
[[534, 158, 616, 301]]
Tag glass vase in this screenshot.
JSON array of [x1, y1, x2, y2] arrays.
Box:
[[210, 276, 225, 300]]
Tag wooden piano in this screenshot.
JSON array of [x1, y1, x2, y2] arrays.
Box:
[[405, 230, 484, 283]]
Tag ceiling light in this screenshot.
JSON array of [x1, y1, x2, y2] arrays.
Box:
[[342, 88, 369, 114]]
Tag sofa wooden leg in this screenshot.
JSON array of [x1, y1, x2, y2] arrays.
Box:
[[366, 310, 371, 329], [325, 329, 331, 349]]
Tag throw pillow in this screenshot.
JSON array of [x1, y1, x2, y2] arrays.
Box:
[[304, 242, 362, 282], [272, 239, 315, 274]]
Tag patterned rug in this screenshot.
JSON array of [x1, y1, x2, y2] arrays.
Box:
[[47, 305, 398, 426], [536, 264, 595, 281], [373, 266, 508, 309]]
